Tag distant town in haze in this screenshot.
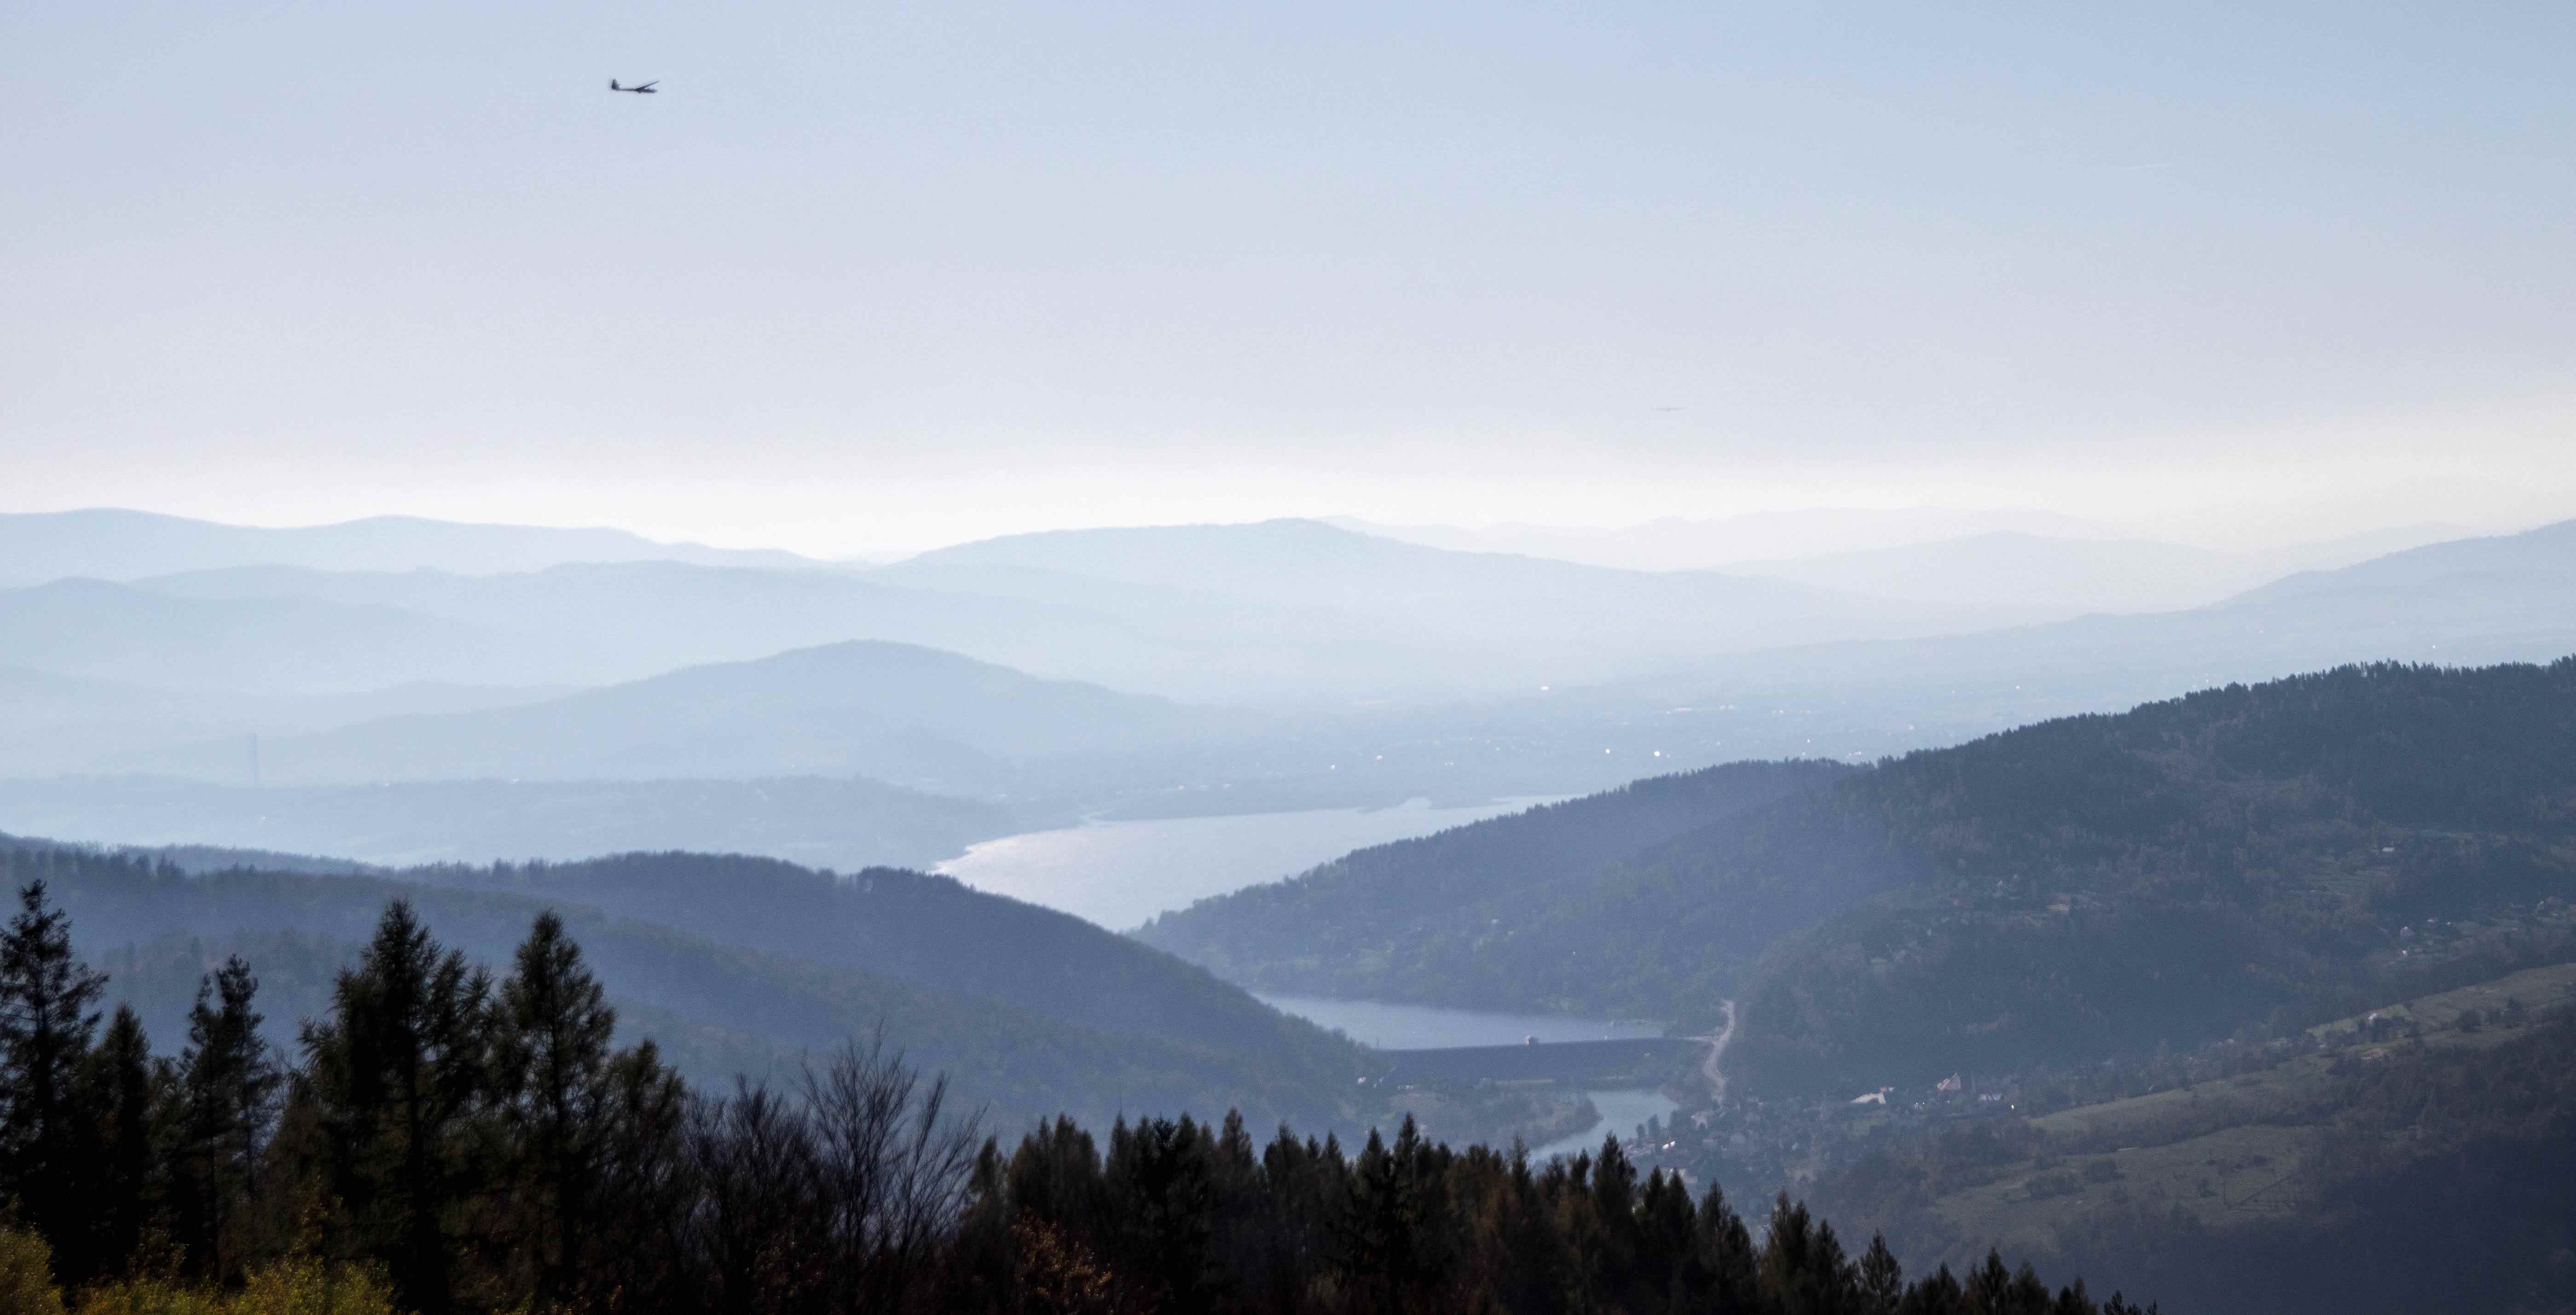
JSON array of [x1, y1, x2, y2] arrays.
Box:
[[6, 3, 2573, 1313]]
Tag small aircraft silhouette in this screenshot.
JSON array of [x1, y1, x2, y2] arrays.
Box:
[[609, 79, 658, 94]]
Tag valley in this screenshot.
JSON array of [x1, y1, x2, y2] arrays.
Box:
[[0, 508, 2569, 1315]]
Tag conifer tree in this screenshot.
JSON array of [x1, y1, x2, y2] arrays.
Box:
[[573, 1038, 688, 1309], [299, 900, 494, 1314], [174, 956, 281, 1281], [81, 1005, 157, 1283], [1858, 1232, 1906, 1315], [1697, 1183, 1763, 1313], [493, 911, 615, 1307], [1904, 1262, 1965, 1315], [0, 881, 107, 1279]]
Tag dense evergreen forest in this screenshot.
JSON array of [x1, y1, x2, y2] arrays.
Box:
[[0, 881, 2148, 1314], [0, 839, 1378, 1142]]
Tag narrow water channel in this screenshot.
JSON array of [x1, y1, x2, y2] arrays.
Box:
[[1260, 994, 1679, 1161]]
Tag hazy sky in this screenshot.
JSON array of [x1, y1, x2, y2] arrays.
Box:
[[7, 2, 2572, 553]]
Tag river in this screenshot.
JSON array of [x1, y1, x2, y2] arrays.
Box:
[[1530, 1089, 1683, 1162], [935, 795, 1556, 929]]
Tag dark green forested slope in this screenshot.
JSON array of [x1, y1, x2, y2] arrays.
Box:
[[400, 852, 1357, 1079], [1, 839, 1371, 1135], [1810, 1003, 2576, 1315], [1725, 658, 2576, 1093], [1134, 759, 1850, 1004], [1152, 659, 2576, 1098]]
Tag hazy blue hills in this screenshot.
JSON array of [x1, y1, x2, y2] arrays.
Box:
[[11, 513, 2028, 705], [1158, 657, 2576, 1102], [2218, 513, 2576, 607], [0, 665, 563, 777], [0, 577, 535, 695], [0, 774, 1020, 872], [889, 518, 2017, 664], [1706, 525, 2462, 614], [1322, 508, 2120, 571], [0, 507, 817, 584], [126, 559, 1191, 694], [111, 640, 1198, 793], [2, 836, 1374, 1136], [1584, 516, 2576, 758]]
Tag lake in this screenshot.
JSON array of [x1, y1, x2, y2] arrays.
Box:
[[936, 795, 1555, 929]]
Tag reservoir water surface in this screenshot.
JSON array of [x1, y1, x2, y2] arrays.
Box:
[[1255, 993, 1665, 1049], [937, 796, 1555, 929], [1258, 994, 1682, 1163]]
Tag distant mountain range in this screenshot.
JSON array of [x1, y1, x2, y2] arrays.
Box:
[[1588, 517, 2576, 750], [122, 559, 1181, 692], [1711, 525, 2465, 613], [1335, 513, 2469, 611], [878, 518, 2035, 688], [1323, 508, 2124, 570], [4, 510, 2570, 883], [0, 508, 819, 585], [1, 519, 2022, 704], [109, 640, 1199, 793]]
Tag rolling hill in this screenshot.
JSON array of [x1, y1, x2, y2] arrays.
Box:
[[125, 559, 1195, 695], [1135, 759, 1852, 999], [1150, 657, 2576, 1100], [0, 774, 1023, 872], [886, 519, 2015, 665], [0, 578, 538, 695], [110, 640, 1198, 794], [0, 507, 818, 585], [1322, 508, 2123, 571], [3, 836, 1376, 1137], [0, 666, 564, 778], [1573, 516, 2576, 761], [1804, 965, 2576, 1315]]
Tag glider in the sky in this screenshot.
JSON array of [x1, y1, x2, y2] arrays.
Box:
[[609, 79, 659, 94]]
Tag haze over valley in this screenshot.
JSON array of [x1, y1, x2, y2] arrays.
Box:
[[8, 4, 2576, 1310]]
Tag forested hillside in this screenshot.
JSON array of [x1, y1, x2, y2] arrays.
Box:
[[1160, 658, 2576, 1099], [1137, 759, 1850, 999], [0, 839, 1373, 1136], [1806, 981, 2576, 1315], [1726, 657, 2576, 1093], [0, 878, 2145, 1314], [403, 852, 1355, 1074]]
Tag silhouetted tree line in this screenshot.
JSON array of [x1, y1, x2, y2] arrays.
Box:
[[0, 881, 2147, 1314]]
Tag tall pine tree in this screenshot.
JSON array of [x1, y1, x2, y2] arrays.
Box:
[[493, 911, 616, 1307], [0, 881, 107, 1282], [81, 1005, 158, 1283], [300, 900, 493, 1314], [174, 956, 281, 1281]]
